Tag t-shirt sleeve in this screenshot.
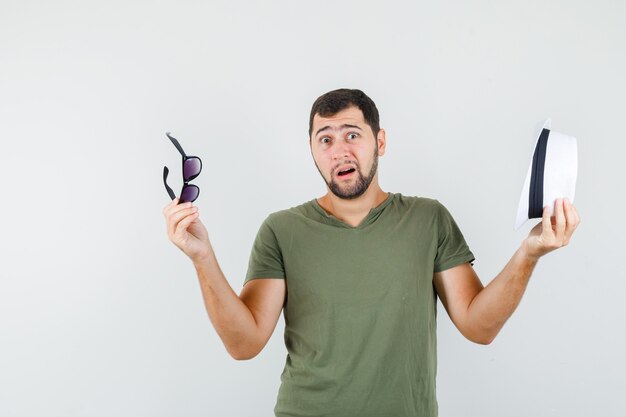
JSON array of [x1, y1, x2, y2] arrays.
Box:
[[244, 215, 286, 285], [433, 201, 475, 273]]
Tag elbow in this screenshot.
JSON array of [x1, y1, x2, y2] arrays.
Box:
[[228, 349, 257, 361], [227, 342, 261, 361], [471, 334, 495, 345], [463, 328, 497, 345], [231, 352, 257, 361], [460, 318, 504, 345]]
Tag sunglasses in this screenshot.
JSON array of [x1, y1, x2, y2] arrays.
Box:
[[163, 132, 202, 203]]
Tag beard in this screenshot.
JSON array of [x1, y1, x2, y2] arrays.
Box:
[[315, 149, 379, 200]]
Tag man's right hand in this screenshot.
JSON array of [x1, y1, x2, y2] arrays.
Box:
[[163, 198, 211, 263]]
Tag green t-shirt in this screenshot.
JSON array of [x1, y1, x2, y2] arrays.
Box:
[[245, 192, 475, 417]]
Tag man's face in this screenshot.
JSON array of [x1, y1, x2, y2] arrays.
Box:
[[310, 106, 385, 199]]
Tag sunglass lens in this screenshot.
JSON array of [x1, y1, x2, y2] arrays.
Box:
[[180, 185, 200, 203], [183, 157, 202, 181]]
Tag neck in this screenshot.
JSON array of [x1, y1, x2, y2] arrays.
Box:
[[317, 177, 388, 226]]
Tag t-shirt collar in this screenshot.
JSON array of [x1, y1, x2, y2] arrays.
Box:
[[311, 192, 395, 229]]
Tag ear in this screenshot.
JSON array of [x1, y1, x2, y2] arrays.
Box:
[[376, 128, 387, 156]]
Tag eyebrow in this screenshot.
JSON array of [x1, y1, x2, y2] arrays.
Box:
[[315, 124, 363, 138]]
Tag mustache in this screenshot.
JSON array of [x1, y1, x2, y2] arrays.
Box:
[[332, 161, 359, 174]]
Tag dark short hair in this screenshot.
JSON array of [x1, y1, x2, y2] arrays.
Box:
[[308, 88, 380, 138]]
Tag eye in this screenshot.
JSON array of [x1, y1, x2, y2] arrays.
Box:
[[347, 132, 359, 140], [320, 137, 331, 144]]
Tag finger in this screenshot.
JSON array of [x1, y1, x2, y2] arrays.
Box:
[[565, 199, 579, 225], [554, 198, 566, 241], [571, 202, 581, 226], [164, 200, 193, 219], [541, 205, 553, 236], [563, 198, 577, 243], [174, 211, 200, 238], [168, 204, 198, 228], [167, 205, 198, 237], [163, 197, 180, 215]]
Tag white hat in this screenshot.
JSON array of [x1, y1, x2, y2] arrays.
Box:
[[515, 118, 578, 230]]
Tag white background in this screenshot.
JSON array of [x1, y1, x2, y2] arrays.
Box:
[[1, 1, 624, 416]]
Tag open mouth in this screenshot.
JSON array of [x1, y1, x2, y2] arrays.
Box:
[[337, 167, 356, 177]]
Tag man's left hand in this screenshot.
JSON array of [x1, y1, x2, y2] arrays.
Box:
[[523, 198, 581, 260]]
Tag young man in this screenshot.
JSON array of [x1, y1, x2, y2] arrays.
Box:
[[163, 88, 580, 416]]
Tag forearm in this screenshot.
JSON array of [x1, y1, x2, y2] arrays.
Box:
[[192, 247, 259, 359], [466, 243, 539, 344]]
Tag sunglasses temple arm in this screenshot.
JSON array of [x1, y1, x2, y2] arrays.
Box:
[[166, 132, 187, 157], [163, 166, 177, 200]]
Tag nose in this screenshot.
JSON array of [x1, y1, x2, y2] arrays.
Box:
[[331, 139, 350, 160]]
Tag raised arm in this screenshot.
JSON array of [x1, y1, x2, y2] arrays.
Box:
[[163, 198, 286, 360], [433, 198, 580, 345]]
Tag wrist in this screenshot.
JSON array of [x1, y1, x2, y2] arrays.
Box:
[[520, 239, 541, 263], [192, 248, 214, 268]]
